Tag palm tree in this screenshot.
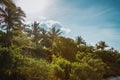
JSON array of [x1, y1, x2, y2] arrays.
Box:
[[48, 26, 62, 45], [0, 0, 15, 7], [0, 6, 25, 32], [0, 0, 25, 47], [96, 41, 108, 50], [109, 47, 114, 52], [39, 28, 47, 41], [25, 21, 41, 46], [76, 36, 86, 47], [39, 28, 51, 48], [48, 26, 62, 59], [30, 21, 40, 45], [31, 21, 40, 34], [0, 0, 15, 30]]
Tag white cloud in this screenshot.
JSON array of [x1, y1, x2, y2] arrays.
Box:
[[45, 20, 71, 34], [16, 0, 55, 14], [46, 20, 61, 28], [16, 0, 58, 20], [61, 27, 71, 34], [39, 16, 47, 21], [24, 21, 33, 24], [39, 19, 71, 34]]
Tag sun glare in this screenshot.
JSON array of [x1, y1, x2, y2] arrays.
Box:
[[17, 0, 54, 14]]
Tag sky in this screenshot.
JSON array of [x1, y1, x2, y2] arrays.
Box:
[[16, 0, 120, 51]]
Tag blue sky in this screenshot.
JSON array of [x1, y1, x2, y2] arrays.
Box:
[[17, 0, 120, 51]]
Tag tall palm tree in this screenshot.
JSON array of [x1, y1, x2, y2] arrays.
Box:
[[48, 26, 62, 58], [39, 28, 51, 48], [96, 41, 108, 50], [25, 21, 41, 46], [0, 0, 15, 30], [0, 6, 25, 32], [31, 21, 40, 35], [30, 21, 41, 45], [76, 36, 86, 47], [39, 28, 47, 40], [48, 27, 62, 45], [0, 0, 25, 47]]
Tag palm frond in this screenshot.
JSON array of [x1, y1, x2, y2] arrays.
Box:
[[0, 7, 6, 14]]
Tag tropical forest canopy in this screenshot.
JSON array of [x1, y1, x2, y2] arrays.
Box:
[[0, 0, 120, 80]]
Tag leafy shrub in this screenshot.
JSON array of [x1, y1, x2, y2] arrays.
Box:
[[0, 47, 53, 80], [52, 57, 71, 80], [74, 52, 107, 80]]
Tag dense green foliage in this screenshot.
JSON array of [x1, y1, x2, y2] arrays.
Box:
[[0, 0, 120, 80]]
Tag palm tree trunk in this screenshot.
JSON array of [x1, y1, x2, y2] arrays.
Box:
[[6, 23, 12, 48]]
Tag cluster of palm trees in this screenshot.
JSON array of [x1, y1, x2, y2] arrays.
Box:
[[0, 0, 63, 48], [74, 31, 113, 52], [24, 21, 62, 48], [75, 36, 107, 48], [0, 0, 113, 51]]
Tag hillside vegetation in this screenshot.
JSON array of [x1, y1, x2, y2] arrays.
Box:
[[0, 0, 120, 80]]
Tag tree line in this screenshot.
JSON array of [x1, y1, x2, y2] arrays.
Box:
[[0, 0, 120, 80]]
